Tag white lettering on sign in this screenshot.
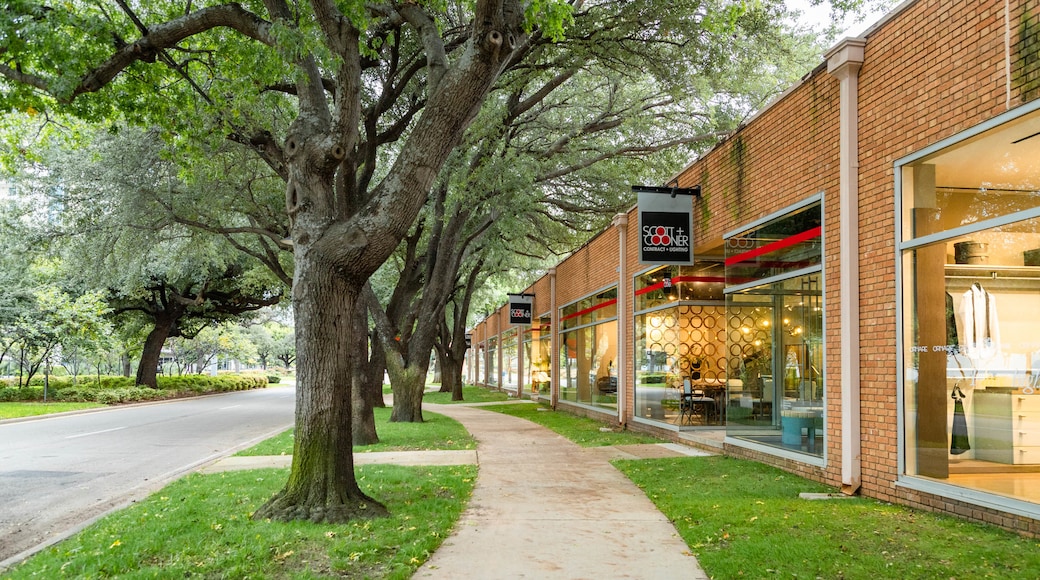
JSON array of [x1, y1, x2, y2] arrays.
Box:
[[642, 225, 690, 251]]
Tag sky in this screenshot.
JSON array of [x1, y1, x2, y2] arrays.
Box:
[[787, 0, 897, 39]]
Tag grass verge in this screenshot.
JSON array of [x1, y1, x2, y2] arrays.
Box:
[[3, 464, 475, 579], [0, 401, 104, 419], [616, 455, 1040, 578], [480, 395, 1040, 576], [238, 407, 476, 456], [481, 402, 664, 446], [422, 384, 511, 405]]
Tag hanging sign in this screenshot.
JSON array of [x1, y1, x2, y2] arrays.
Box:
[[508, 294, 534, 325], [637, 188, 694, 265]]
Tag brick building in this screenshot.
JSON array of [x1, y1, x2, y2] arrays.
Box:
[[467, 0, 1040, 534]]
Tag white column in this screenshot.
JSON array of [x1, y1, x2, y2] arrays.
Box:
[[613, 213, 629, 425], [549, 268, 559, 409], [826, 37, 866, 495]]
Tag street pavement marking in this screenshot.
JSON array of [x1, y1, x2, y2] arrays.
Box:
[[65, 426, 126, 439]]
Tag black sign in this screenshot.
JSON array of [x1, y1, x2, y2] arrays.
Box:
[[508, 294, 534, 325], [637, 191, 694, 265]]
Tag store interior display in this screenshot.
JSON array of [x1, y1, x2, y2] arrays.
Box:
[[902, 108, 1040, 504]]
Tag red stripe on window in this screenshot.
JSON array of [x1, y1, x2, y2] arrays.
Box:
[[522, 324, 551, 335], [560, 298, 618, 322], [724, 226, 822, 267]]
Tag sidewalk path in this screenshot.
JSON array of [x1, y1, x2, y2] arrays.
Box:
[[201, 401, 713, 578], [415, 402, 711, 579]]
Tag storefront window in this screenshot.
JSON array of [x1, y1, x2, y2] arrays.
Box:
[[501, 329, 518, 393], [899, 108, 1040, 506], [487, 336, 498, 388], [475, 344, 485, 385], [559, 289, 618, 410], [524, 317, 551, 398], [634, 263, 726, 427], [725, 201, 824, 457]]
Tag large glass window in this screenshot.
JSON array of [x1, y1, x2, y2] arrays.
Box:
[[634, 263, 726, 427], [487, 336, 498, 388], [900, 108, 1040, 506], [725, 201, 824, 457], [559, 289, 618, 410], [524, 317, 551, 398], [501, 329, 518, 393]]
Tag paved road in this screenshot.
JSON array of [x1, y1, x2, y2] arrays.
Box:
[[0, 386, 295, 565]]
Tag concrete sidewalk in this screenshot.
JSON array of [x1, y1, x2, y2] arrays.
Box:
[[414, 402, 712, 579], [202, 401, 714, 578]]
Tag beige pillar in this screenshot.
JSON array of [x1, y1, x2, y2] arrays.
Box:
[[613, 213, 629, 425], [549, 268, 559, 409], [826, 37, 866, 495]]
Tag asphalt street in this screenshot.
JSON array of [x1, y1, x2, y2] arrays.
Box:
[[0, 385, 295, 565]]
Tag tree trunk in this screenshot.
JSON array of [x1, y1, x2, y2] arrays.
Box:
[[387, 353, 425, 423], [136, 318, 174, 388], [365, 335, 388, 409], [441, 351, 465, 401], [351, 299, 379, 446], [121, 354, 131, 377], [255, 265, 387, 522], [437, 346, 453, 393], [352, 380, 379, 446]]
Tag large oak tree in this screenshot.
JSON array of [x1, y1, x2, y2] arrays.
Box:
[[1, 0, 570, 522], [1, 0, 887, 523]]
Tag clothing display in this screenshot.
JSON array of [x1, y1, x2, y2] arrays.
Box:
[[950, 385, 970, 455], [958, 283, 1000, 359], [945, 292, 959, 347]]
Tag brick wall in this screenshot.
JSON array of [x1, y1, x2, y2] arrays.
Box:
[[671, 57, 844, 489], [667, 0, 1040, 533], [554, 227, 622, 307], [467, 0, 1040, 536], [855, 0, 1026, 512]]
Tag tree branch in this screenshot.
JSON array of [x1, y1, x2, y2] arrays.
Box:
[[398, 4, 448, 94], [1, 4, 275, 102], [536, 131, 727, 182]]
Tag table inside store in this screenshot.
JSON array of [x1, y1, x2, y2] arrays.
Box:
[[677, 382, 725, 425]]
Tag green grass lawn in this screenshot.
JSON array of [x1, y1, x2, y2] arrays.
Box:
[[422, 384, 511, 404], [238, 407, 476, 456], [3, 465, 475, 579], [5, 404, 478, 579], [486, 402, 1040, 577], [0, 401, 104, 419], [8, 389, 1040, 579], [617, 455, 1040, 578], [481, 401, 664, 446]]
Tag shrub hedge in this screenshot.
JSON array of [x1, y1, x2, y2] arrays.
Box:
[[0, 374, 269, 404]]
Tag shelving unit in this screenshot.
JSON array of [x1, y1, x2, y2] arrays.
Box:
[[945, 264, 1040, 292], [975, 392, 1040, 464]]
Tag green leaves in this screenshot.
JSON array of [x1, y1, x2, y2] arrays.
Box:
[[524, 0, 574, 42]]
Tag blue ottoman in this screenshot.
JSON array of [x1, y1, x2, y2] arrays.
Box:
[[781, 410, 818, 445]]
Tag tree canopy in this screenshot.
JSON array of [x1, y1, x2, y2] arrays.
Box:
[[0, 0, 893, 523]]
